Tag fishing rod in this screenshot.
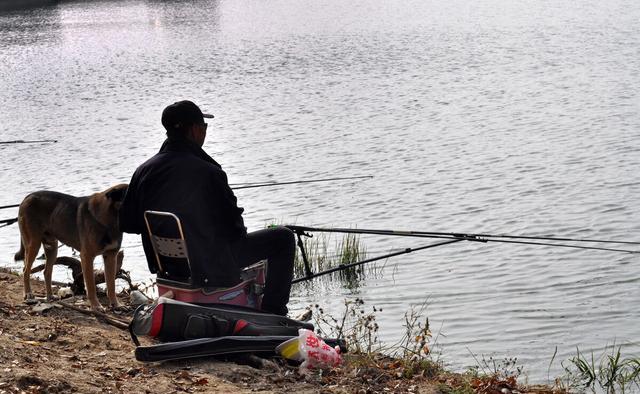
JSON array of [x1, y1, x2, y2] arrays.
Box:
[[0, 176, 375, 229], [286, 224, 640, 283], [286, 225, 640, 250], [0, 139, 58, 145], [291, 238, 465, 284], [0, 218, 18, 228], [0, 175, 373, 213], [230, 175, 373, 190]]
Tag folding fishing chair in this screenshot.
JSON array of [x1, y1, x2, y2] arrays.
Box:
[[143, 210, 265, 308]]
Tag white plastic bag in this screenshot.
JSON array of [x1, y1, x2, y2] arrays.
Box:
[[298, 328, 342, 373]]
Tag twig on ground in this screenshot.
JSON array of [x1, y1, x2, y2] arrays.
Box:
[[56, 300, 130, 331]]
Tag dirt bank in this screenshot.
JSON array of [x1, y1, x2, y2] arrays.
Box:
[[0, 268, 557, 393]]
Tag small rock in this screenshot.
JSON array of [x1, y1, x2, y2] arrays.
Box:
[[294, 309, 313, 322], [126, 367, 141, 377], [32, 303, 55, 314], [57, 287, 74, 299], [129, 290, 150, 306]]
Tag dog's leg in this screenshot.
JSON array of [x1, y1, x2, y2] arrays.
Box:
[[22, 238, 41, 301], [80, 251, 103, 312], [43, 239, 59, 301], [102, 250, 122, 309]]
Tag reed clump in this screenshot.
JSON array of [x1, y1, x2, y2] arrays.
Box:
[[557, 345, 640, 393], [293, 231, 370, 288]]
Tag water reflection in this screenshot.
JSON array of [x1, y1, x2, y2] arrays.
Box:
[[0, 0, 58, 12], [0, 3, 61, 47], [145, 0, 221, 28]]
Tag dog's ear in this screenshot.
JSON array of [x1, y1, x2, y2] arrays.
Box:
[[105, 184, 128, 203], [90, 184, 129, 225]]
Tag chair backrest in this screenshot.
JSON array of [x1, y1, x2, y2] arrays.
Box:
[[143, 210, 193, 283]]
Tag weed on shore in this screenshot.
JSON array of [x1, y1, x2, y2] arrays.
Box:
[[307, 298, 552, 393], [557, 345, 640, 393]]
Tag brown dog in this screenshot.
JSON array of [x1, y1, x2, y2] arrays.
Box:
[[14, 184, 128, 311]]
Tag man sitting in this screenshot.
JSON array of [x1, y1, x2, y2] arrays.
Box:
[[119, 100, 295, 316]]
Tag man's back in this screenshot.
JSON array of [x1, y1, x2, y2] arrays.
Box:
[[120, 138, 246, 287]]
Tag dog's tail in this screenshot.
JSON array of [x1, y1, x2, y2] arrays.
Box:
[[14, 240, 24, 261]]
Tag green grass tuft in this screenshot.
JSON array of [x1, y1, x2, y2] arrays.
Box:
[[292, 230, 370, 289], [560, 344, 640, 393]]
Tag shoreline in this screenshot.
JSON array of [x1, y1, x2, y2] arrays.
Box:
[[0, 266, 564, 394]]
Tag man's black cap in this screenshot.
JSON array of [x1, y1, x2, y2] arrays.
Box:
[[161, 100, 214, 132]]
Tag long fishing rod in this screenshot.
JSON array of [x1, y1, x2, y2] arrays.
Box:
[[0, 175, 373, 213], [230, 175, 373, 190], [0, 176, 375, 228], [0, 139, 58, 145], [291, 238, 464, 284], [286, 225, 640, 247], [287, 224, 640, 283], [286, 225, 640, 254]]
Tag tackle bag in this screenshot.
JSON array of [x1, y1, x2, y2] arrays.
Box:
[[129, 297, 314, 344], [134, 335, 348, 363]]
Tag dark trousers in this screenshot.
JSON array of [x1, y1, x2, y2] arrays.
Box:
[[230, 226, 295, 316]]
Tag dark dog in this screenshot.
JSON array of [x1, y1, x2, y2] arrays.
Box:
[[14, 184, 128, 311]]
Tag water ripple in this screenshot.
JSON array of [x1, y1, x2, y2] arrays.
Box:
[[1, 0, 639, 383]]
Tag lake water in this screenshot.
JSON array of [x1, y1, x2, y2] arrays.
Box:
[[1, 0, 639, 383]]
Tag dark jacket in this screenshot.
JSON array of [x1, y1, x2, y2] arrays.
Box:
[[119, 138, 247, 287]]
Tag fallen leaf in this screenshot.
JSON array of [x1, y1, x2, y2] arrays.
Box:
[[194, 378, 208, 386]]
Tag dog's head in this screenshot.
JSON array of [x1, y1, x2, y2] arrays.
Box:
[[88, 183, 128, 226]]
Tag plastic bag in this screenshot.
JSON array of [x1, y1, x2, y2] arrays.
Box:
[[298, 328, 342, 373]]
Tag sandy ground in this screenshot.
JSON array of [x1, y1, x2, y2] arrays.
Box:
[[0, 268, 450, 394], [0, 266, 562, 394]]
